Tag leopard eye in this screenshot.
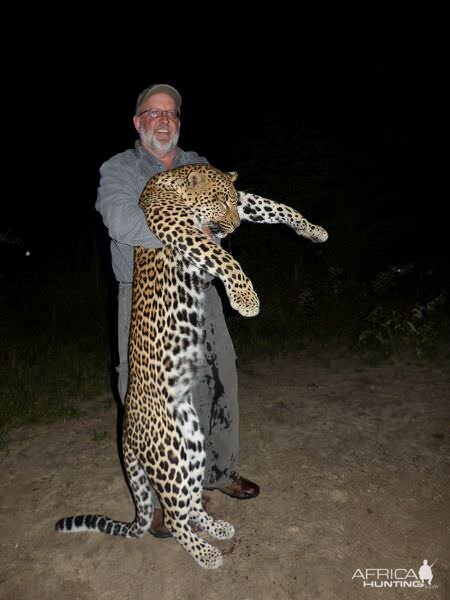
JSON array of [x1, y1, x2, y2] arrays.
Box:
[[216, 197, 228, 210]]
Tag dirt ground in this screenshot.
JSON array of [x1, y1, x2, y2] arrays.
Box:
[[1, 354, 449, 600]]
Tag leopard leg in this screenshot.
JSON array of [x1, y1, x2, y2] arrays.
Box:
[[162, 490, 224, 569], [172, 399, 235, 541], [151, 439, 223, 567], [187, 465, 235, 541], [158, 390, 232, 566], [182, 433, 234, 541], [123, 446, 155, 537]]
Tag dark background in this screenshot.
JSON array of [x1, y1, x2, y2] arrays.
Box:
[[1, 10, 448, 432], [2, 10, 447, 300]]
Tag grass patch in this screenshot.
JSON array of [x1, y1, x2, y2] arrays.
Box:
[[0, 262, 112, 435]]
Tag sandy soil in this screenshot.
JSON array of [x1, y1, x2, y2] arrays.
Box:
[[1, 355, 449, 600]]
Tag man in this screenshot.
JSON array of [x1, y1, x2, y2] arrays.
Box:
[[96, 84, 259, 537]]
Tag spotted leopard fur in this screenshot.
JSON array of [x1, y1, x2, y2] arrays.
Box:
[[55, 164, 328, 569]]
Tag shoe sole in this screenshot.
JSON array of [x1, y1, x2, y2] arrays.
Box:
[[149, 529, 172, 539]]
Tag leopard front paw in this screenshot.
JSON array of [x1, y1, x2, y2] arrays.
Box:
[[227, 280, 260, 317], [309, 225, 328, 243], [295, 222, 328, 243]]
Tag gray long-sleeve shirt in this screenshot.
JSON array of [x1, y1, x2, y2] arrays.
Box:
[[95, 141, 208, 283]]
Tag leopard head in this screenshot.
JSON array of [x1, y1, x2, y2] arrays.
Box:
[[177, 165, 240, 238]]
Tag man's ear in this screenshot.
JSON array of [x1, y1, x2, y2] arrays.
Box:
[[226, 171, 238, 182]]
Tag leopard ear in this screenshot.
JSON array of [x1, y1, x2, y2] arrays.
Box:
[[226, 171, 238, 182], [187, 170, 208, 188]]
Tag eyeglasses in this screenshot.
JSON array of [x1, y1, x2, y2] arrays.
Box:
[[138, 108, 179, 120]]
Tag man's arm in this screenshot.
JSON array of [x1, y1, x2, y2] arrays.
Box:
[[95, 157, 163, 249]]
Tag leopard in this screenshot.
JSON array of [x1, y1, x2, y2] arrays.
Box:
[[55, 164, 328, 569]]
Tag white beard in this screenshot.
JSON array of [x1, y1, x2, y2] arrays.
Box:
[[140, 126, 180, 156]]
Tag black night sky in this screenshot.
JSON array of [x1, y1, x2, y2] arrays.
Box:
[[3, 12, 447, 285]]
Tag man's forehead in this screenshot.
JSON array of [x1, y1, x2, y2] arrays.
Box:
[[141, 92, 177, 108]]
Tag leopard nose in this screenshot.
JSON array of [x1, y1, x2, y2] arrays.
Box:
[[230, 207, 240, 228]]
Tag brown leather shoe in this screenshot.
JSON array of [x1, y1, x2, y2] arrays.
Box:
[[219, 476, 260, 500], [149, 508, 172, 539]]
